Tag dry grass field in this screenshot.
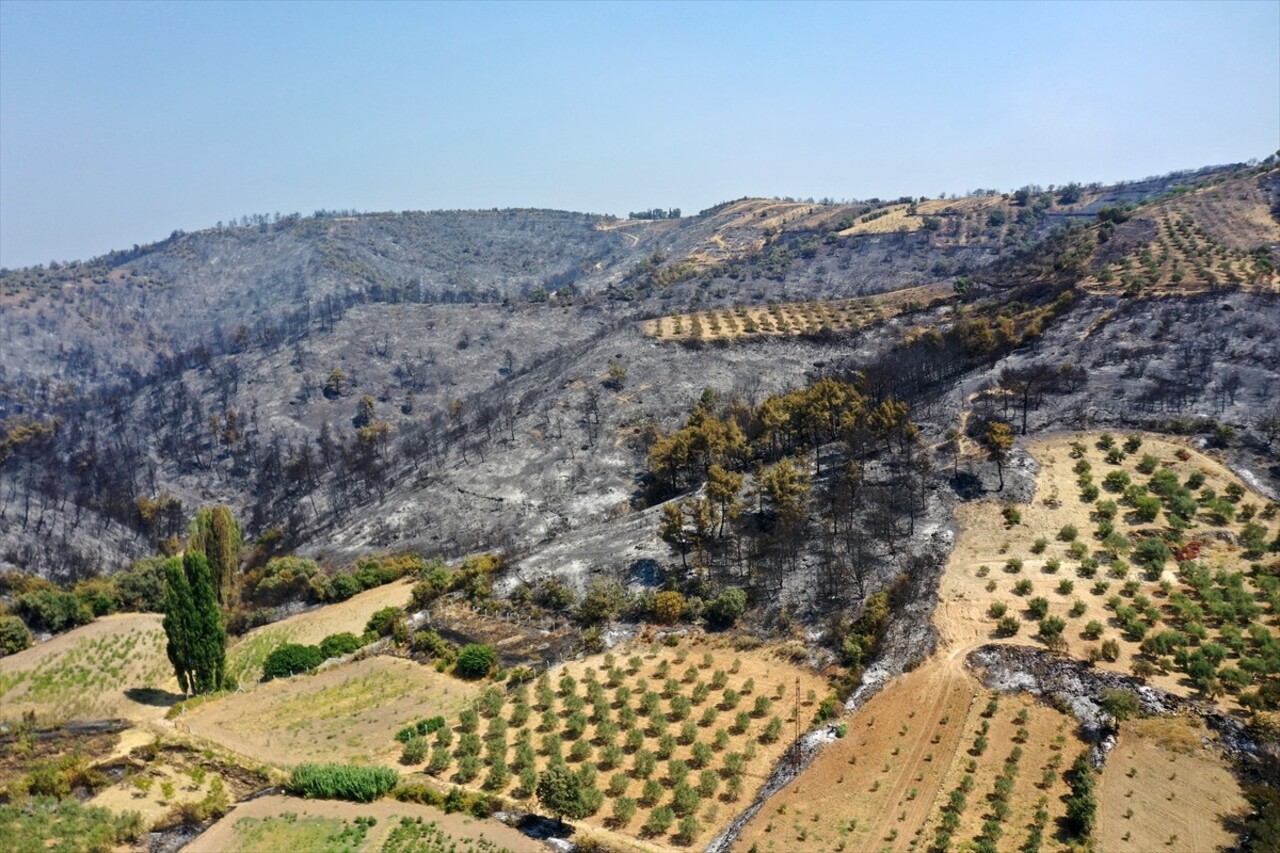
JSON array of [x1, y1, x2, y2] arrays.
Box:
[[183, 656, 482, 768], [735, 660, 1083, 853], [225, 578, 415, 684], [0, 614, 175, 724], [1095, 717, 1248, 853]]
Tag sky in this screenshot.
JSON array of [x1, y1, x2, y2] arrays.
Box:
[[1, 1, 1276, 269]]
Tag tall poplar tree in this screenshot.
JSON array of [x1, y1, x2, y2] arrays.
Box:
[[188, 505, 242, 607], [163, 551, 227, 694]]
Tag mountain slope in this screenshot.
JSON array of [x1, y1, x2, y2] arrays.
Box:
[[1, 160, 1276, 582]]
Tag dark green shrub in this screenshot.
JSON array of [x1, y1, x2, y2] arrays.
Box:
[[14, 589, 93, 634], [365, 606, 404, 638], [262, 643, 325, 680], [707, 587, 748, 628], [416, 716, 446, 736], [455, 644, 497, 679], [411, 629, 455, 660], [319, 632, 363, 658], [0, 615, 33, 656], [400, 737, 427, 765], [327, 573, 363, 602], [244, 556, 318, 606], [996, 616, 1020, 637]]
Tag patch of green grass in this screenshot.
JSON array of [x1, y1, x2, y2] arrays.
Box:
[[233, 812, 373, 853]]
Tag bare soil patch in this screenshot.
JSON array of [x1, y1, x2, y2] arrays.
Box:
[[1096, 716, 1248, 852]]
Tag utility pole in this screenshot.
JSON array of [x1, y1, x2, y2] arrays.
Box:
[[793, 676, 801, 772]]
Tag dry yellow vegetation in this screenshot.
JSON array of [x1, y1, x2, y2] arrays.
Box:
[[1080, 171, 1280, 295], [644, 283, 953, 342]]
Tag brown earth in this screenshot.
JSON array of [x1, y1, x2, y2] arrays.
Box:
[[1096, 717, 1249, 852]]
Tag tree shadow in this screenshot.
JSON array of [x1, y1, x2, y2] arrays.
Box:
[[124, 687, 184, 708], [628, 559, 662, 587], [951, 472, 983, 500]]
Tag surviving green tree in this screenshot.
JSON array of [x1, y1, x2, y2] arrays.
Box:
[[536, 764, 591, 826], [163, 551, 227, 694], [188, 505, 242, 607]]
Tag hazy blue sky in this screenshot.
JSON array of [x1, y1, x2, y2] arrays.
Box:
[[1, 1, 1276, 268]]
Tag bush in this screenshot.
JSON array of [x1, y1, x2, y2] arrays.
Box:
[[1100, 689, 1141, 721], [1039, 616, 1066, 644], [412, 629, 455, 661], [73, 579, 119, 617], [244, 556, 318, 606], [319, 632, 364, 658], [645, 806, 675, 835], [262, 643, 326, 680], [760, 716, 783, 743], [654, 590, 686, 624], [707, 587, 747, 628], [0, 615, 33, 656], [996, 616, 1020, 637], [400, 737, 427, 765], [365, 606, 404, 638], [455, 644, 497, 679], [115, 557, 168, 612], [611, 796, 637, 826], [321, 572, 362, 602], [14, 589, 93, 634], [288, 763, 398, 802], [1135, 537, 1171, 569]]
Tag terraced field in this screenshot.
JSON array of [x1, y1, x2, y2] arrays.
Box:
[[183, 656, 482, 767], [940, 433, 1280, 706], [644, 283, 952, 342]]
